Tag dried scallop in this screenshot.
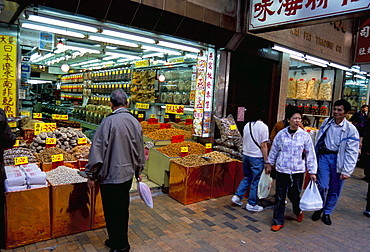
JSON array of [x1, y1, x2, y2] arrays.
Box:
[[296, 78, 307, 100], [287, 77, 297, 99]]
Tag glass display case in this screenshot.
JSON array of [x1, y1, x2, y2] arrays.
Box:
[[343, 73, 369, 112]]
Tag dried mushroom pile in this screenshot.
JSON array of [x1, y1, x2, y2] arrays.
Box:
[[214, 114, 243, 160], [46, 166, 87, 185], [172, 151, 235, 167], [30, 127, 91, 153], [157, 142, 205, 157], [140, 121, 160, 135], [4, 147, 37, 166], [68, 144, 91, 159], [35, 147, 76, 163], [146, 128, 192, 140]]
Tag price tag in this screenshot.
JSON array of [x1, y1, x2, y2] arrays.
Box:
[[175, 115, 181, 119], [164, 115, 169, 119], [52, 154, 64, 162], [159, 123, 171, 129], [56, 100, 61, 105], [46, 138, 57, 144], [148, 118, 159, 124], [205, 143, 212, 153], [60, 115, 68, 120], [180, 146, 188, 157], [8, 121, 17, 128], [13, 140, 20, 147], [33, 113, 42, 119], [136, 103, 150, 110], [42, 123, 57, 132], [172, 135, 184, 143], [20, 111, 30, 116], [52, 114, 60, 120], [230, 125, 237, 130], [165, 104, 184, 114], [34, 123, 43, 135], [150, 114, 156, 118], [138, 114, 144, 118], [78, 138, 87, 145], [186, 115, 192, 119], [14, 156, 28, 165]]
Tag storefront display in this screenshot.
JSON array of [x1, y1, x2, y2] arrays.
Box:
[[343, 73, 369, 112]]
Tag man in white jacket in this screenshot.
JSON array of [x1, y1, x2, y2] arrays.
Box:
[[312, 99, 359, 225]]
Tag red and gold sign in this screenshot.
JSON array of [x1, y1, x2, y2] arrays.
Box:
[[205, 143, 212, 153], [13, 140, 19, 148], [51, 154, 64, 162], [46, 138, 56, 145], [52, 114, 68, 120], [180, 147, 189, 157], [78, 138, 87, 145], [172, 135, 184, 144], [33, 113, 42, 119], [14, 156, 28, 166]]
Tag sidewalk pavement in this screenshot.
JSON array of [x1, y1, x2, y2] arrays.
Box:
[[2, 167, 369, 252]]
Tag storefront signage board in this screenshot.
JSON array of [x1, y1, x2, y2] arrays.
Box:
[[165, 104, 184, 114], [355, 17, 370, 63], [0, 35, 17, 118], [193, 57, 207, 136], [136, 103, 150, 110], [249, 0, 370, 32]]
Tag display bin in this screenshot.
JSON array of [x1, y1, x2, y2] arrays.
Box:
[[211, 161, 237, 198], [168, 162, 214, 205], [143, 136, 196, 146], [50, 182, 91, 238], [42, 160, 79, 172], [233, 160, 243, 192], [5, 186, 51, 249], [147, 148, 180, 188], [78, 159, 89, 171], [22, 128, 34, 143], [91, 184, 106, 230]]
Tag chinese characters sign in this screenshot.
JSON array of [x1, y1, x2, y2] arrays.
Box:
[[249, 0, 369, 31], [355, 18, 370, 63], [165, 104, 184, 114], [0, 35, 17, 118], [193, 56, 207, 136]]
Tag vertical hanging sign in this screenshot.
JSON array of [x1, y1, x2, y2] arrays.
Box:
[[202, 48, 215, 137], [0, 35, 17, 118], [193, 57, 207, 136]]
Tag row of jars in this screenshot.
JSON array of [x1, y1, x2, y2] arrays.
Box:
[[87, 82, 131, 94], [91, 67, 132, 82], [73, 106, 111, 125], [295, 104, 329, 116], [61, 84, 84, 92]]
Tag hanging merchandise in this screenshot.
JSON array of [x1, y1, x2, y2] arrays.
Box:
[[318, 77, 332, 101], [287, 77, 297, 99]]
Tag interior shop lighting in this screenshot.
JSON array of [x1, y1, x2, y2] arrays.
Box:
[[101, 30, 155, 44], [289, 54, 305, 62], [70, 59, 101, 67], [89, 35, 139, 48], [56, 39, 65, 50], [28, 80, 52, 84], [354, 74, 367, 79], [157, 41, 200, 53], [64, 45, 100, 54], [61, 63, 70, 72], [328, 62, 350, 71], [32, 53, 54, 63], [272, 45, 305, 58], [346, 72, 353, 76], [27, 15, 99, 33], [142, 52, 164, 58], [304, 59, 327, 68], [185, 53, 198, 59], [305, 55, 329, 65], [21, 23, 85, 38], [142, 45, 182, 55]]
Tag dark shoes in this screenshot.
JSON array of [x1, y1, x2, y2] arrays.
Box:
[[312, 210, 323, 221], [364, 211, 370, 218], [321, 214, 332, 225], [105, 239, 112, 248], [105, 239, 130, 252]]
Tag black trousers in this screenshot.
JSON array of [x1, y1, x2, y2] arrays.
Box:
[[100, 179, 132, 249], [273, 172, 304, 225], [366, 182, 370, 212], [0, 171, 4, 249]]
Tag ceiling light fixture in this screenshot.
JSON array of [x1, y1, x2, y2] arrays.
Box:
[[328, 63, 350, 71], [102, 30, 155, 44], [272, 45, 305, 58], [61, 63, 70, 72], [89, 35, 139, 48], [21, 23, 85, 38], [142, 45, 182, 55], [305, 55, 329, 65], [28, 15, 99, 33], [157, 41, 200, 53], [304, 59, 327, 68], [56, 39, 64, 50]]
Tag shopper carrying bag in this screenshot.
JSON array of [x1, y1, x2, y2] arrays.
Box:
[[299, 180, 323, 211]]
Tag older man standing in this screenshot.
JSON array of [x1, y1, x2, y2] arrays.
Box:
[[312, 99, 359, 225], [85, 89, 145, 252]]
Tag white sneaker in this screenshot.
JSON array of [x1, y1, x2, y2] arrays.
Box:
[[246, 203, 263, 212], [231, 195, 243, 206]]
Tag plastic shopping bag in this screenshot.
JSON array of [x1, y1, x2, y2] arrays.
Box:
[[137, 180, 153, 208], [257, 172, 272, 199], [299, 180, 323, 211]]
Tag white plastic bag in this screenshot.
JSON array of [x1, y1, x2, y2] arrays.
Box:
[[257, 172, 272, 199], [137, 180, 153, 208], [299, 180, 323, 211]]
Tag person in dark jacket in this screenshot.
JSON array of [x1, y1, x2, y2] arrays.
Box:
[[85, 89, 145, 252], [0, 108, 16, 248]]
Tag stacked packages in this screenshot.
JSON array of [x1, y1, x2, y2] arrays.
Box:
[[4, 163, 47, 192]]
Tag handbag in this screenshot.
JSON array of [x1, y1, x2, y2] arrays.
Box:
[[299, 180, 323, 211], [257, 172, 272, 199]]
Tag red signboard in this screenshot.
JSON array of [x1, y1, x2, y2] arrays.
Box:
[[172, 135, 184, 143], [159, 123, 171, 129], [355, 18, 370, 64]]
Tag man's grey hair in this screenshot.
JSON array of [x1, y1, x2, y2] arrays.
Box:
[[110, 89, 128, 107]]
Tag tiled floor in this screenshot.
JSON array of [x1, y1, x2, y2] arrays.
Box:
[[2, 167, 370, 251]]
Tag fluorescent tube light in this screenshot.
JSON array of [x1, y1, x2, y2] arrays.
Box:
[[289, 54, 305, 61], [345, 72, 353, 76], [21, 23, 85, 38], [142, 52, 164, 58], [157, 41, 200, 53], [185, 53, 198, 59], [354, 74, 366, 79], [64, 45, 100, 54], [32, 53, 54, 63], [304, 59, 327, 68], [28, 15, 98, 33], [102, 30, 155, 44], [328, 63, 350, 71], [89, 35, 139, 48], [70, 59, 100, 67], [142, 45, 182, 55], [272, 45, 304, 58], [305, 55, 329, 65]]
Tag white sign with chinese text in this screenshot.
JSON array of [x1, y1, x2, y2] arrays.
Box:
[[249, 0, 370, 31]]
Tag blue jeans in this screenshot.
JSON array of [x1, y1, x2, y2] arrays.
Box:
[[317, 154, 344, 215], [235, 155, 264, 206]]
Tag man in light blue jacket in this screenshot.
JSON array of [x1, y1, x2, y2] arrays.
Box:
[[312, 99, 359, 225]]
